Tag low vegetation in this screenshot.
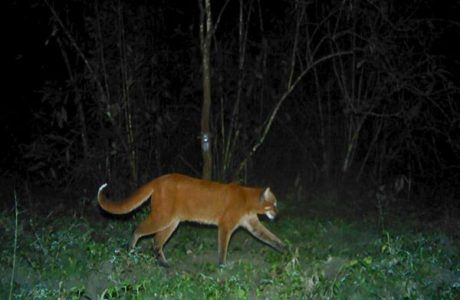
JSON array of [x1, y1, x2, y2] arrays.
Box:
[[1, 193, 459, 299]]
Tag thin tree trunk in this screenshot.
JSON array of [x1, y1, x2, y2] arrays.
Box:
[[118, 1, 137, 186], [199, 0, 213, 180], [55, 37, 89, 159]]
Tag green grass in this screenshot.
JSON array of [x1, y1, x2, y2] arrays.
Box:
[[1, 201, 459, 299]]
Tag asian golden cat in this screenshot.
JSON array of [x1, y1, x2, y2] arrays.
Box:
[[97, 173, 285, 266]]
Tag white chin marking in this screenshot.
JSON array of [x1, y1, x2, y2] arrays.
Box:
[[266, 211, 275, 220]]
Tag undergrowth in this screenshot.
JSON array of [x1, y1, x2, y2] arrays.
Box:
[[0, 196, 459, 299]]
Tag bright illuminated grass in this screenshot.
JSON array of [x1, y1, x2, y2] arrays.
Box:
[[1, 204, 459, 299]]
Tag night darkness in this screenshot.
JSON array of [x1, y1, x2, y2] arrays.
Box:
[[4, 0, 460, 211], [2, 0, 460, 297]]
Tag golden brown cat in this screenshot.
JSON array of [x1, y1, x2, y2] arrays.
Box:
[[97, 173, 285, 266]]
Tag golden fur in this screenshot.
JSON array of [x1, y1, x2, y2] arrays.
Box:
[[97, 173, 285, 266]]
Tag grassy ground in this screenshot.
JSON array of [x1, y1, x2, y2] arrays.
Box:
[[1, 193, 459, 299]]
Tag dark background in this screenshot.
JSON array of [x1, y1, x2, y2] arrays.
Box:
[[3, 0, 460, 219]]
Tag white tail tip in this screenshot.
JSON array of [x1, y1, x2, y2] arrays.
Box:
[[98, 183, 108, 195]]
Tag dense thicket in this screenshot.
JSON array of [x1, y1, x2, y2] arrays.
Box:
[[7, 0, 459, 214]]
